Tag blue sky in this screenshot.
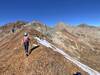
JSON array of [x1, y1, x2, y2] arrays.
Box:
[[0, 0, 100, 26]]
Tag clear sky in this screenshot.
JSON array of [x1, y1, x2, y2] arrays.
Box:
[[0, 0, 100, 26]]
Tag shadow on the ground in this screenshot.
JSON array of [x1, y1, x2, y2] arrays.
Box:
[[29, 45, 39, 55]]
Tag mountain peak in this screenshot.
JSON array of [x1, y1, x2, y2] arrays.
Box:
[[55, 22, 69, 30], [77, 24, 96, 28]]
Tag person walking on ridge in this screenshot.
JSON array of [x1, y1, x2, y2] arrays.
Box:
[[22, 32, 30, 56]]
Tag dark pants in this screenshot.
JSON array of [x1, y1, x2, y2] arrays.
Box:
[[24, 42, 29, 54]]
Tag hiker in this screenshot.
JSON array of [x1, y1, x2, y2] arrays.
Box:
[[73, 72, 82, 75], [22, 32, 30, 56], [12, 26, 16, 33], [12, 28, 15, 33]]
